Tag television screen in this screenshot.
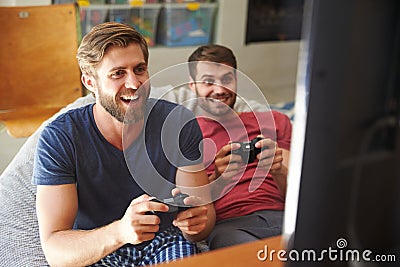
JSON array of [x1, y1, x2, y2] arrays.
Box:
[[284, 0, 400, 266]]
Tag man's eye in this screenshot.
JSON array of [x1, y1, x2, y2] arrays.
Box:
[[203, 79, 215, 86], [221, 76, 233, 85], [134, 65, 147, 75], [111, 70, 124, 78]]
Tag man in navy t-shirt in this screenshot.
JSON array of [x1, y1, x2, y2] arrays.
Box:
[[32, 22, 215, 266]]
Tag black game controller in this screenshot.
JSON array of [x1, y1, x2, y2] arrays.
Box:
[[148, 193, 191, 214], [229, 137, 263, 164]]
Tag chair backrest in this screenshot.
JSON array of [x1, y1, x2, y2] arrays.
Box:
[[0, 3, 83, 137]]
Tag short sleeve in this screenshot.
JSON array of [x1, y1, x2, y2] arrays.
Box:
[[32, 125, 76, 185], [179, 115, 203, 165]]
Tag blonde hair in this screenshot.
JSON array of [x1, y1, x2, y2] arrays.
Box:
[[77, 22, 149, 76]]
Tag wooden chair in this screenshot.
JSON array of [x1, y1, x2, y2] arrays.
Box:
[[0, 3, 83, 137]]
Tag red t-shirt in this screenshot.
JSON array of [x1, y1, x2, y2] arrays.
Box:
[[196, 111, 292, 221]]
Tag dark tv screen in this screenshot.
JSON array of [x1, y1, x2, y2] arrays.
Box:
[[285, 0, 400, 266]]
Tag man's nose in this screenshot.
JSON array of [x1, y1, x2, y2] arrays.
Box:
[[213, 83, 232, 95], [125, 72, 141, 89]]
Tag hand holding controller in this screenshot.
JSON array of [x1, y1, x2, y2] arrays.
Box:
[[148, 193, 191, 215], [229, 137, 263, 164]]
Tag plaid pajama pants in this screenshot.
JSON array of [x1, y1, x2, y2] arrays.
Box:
[[89, 226, 198, 266]]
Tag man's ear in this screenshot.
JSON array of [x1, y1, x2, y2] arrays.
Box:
[[81, 74, 96, 94], [188, 77, 196, 92]]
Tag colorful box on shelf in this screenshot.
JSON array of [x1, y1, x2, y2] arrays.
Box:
[[107, 0, 159, 3], [54, 0, 106, 4], [156, 3, 217, 47], [160, 0, 213, 3], [109, 5, 161, 46], [80, 4, 162, 46], [79, 6, 108, 35]]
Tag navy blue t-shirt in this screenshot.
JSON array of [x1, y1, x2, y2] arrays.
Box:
[[33, 98, 203, 231]]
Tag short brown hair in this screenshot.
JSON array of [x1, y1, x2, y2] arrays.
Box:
[[77, 22, 149, 76], [188, 44, 237, 79]]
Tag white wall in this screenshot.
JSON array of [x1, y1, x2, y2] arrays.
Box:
[[216, 0, 299, 103]]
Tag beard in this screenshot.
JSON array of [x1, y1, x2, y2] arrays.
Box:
[[97, 84, 149, 124], [195, 89, 236, 117], [198, 97, 234, 117]]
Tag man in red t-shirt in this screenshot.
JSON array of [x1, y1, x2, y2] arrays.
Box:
[[187, 45, 292, 250]]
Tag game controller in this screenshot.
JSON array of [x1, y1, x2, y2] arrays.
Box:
[[147, 193, 191, 215], [229, 137, 263, 164]]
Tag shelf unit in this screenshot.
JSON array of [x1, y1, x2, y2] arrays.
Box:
[[77, 1, 218, 48]]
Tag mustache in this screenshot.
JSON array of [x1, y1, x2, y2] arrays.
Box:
[[118, 87, 146, 97], [208, 92, 232, 98]]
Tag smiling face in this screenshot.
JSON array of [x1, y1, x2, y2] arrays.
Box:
[[190, 61, 237, 117], [83, 43, 150, 124]]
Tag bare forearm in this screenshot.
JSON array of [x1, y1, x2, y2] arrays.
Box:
[[271, 148, 290, 198], [175, 166, 217, 243], [271, 166, 288, 198], [42, 220, 124, 267]]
